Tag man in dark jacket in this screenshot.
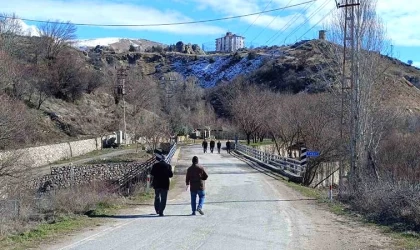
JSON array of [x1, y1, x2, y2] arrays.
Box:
[[226, 140, 231, 154], [186, 156, 208, 215], [150, 153, 173, 216], [209, 140, 215, 153], [202, 139, 208, 153], [216, 141, 222, 154]]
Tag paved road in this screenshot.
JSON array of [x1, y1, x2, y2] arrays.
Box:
[[49, 144, 392, 250]]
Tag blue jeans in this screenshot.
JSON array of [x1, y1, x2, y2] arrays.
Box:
[[190, 190, 205, 213]]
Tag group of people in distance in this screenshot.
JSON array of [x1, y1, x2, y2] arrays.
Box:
[[201, 139, 232, 154]]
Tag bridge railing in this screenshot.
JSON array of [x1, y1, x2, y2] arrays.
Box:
[[235, 143, 305, 177], [118, 143, 177, 195]]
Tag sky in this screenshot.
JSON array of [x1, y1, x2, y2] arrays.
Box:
[[2, 0, 419, 66]]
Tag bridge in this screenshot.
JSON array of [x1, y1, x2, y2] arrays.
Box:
[[48, 143, 389, 250]]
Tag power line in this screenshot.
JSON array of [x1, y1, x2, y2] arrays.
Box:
[[295, 7, 335, 41], [250, 0, 295, 44], [265, 0, 316, 44], [241, 0, 273, 37], [280, 0, 330, 44], [0, 0, 316, 27]]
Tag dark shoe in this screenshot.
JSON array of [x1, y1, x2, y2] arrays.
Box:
[[197, 208, 204, 215], [191, 212, 196, 216], [159, 213, 164, 217]]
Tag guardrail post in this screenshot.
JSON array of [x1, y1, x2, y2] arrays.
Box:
[[146, 174, 151, 191], [329, 184, 333, 201], [300, 146, 307, 176]]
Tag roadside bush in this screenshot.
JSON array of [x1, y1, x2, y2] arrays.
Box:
[[345, 131, 420, 231], [350, 182, 420, 231], [0, 182, 125, 237]]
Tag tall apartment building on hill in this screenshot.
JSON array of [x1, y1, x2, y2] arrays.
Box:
[[215, 32, 245, 52]]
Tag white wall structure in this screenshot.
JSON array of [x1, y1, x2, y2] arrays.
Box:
[[0, 135, 116, 168], [215, 32, 245, 52]]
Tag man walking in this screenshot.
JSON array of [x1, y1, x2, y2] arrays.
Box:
[[186, 156, 208, 215], [202, 139, 208, 153], [150, 152, 173, 216], [226, 140, 231, 154], [209, 139, 215, 153], [216, 141, 221, 154]]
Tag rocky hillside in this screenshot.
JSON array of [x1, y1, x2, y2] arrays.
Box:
[[86, 38, 420, 101], [8, 37, 420, 146]]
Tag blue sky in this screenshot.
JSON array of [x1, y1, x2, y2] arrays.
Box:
[[2, 0, 419, 65]]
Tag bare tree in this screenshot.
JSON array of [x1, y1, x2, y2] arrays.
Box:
[[37, 20, 77, 60], [46, 50, 87, 101], [231, 85, 273, 144], [0, 94, 33, 150], [324, 0, 390, 189], [264, 93, 342, 186], [265, 94, 302, 157], [0, 13, 23, 55], [133, 111, 170, 151], [126, 67, 160, 114]]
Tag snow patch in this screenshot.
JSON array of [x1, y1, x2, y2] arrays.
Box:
[[74, 38, 122, 47], [168, 54, 266, 88]]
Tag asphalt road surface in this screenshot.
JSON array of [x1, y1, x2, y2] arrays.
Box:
[[49, 144, 392, 250]]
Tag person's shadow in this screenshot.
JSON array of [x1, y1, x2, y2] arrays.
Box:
[[86, 213, 193, 219]]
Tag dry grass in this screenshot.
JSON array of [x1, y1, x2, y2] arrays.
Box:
[[0, 179, 153, 249]]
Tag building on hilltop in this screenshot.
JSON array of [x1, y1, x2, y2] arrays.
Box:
[[215, 32, 245, 52]]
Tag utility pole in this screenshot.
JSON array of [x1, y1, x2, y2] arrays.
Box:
[[338, 0, 360, 196], [390, 44, 394, 58], [116, 66, 128, 145], [159, 76, 176, 113]]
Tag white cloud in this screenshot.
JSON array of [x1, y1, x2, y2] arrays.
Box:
[[193, 0, 308, 31], [17, 20, 39, 36], [412, 61, 420, 68], [377, 0, 420, 46], [2, 0, 225, 35], [4, 0, 419, 48]]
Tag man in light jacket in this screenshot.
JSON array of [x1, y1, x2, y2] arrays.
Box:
[[186, 156, 208, 215]]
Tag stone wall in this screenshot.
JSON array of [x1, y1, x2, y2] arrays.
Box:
[[29, 160, 153, 190], [0, 135, 114, 168]]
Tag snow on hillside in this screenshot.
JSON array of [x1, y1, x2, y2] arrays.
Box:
[[74, 38, 122, 47], [169, 54, 265, 88]]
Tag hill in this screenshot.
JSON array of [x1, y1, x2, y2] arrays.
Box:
[[3, 37, 420, 148], [84, 38, 420, 113], [75, 38, 167, 53]]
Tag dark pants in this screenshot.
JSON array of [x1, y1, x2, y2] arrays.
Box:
[[217, 147, 221, 153], [154, 188, 168, 214], [203, 147, 207, 153], [210, 147, 214, 153], [227, 147, 231, 154]]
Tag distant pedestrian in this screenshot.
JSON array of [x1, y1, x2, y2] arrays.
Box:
[[150, 152, 173, 216], [226, 140, 231, 154], [202, 139, 208, 153], [216, 141, 221, 154], [186, 156, 208, 215], [209, 140, 215, 153]]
